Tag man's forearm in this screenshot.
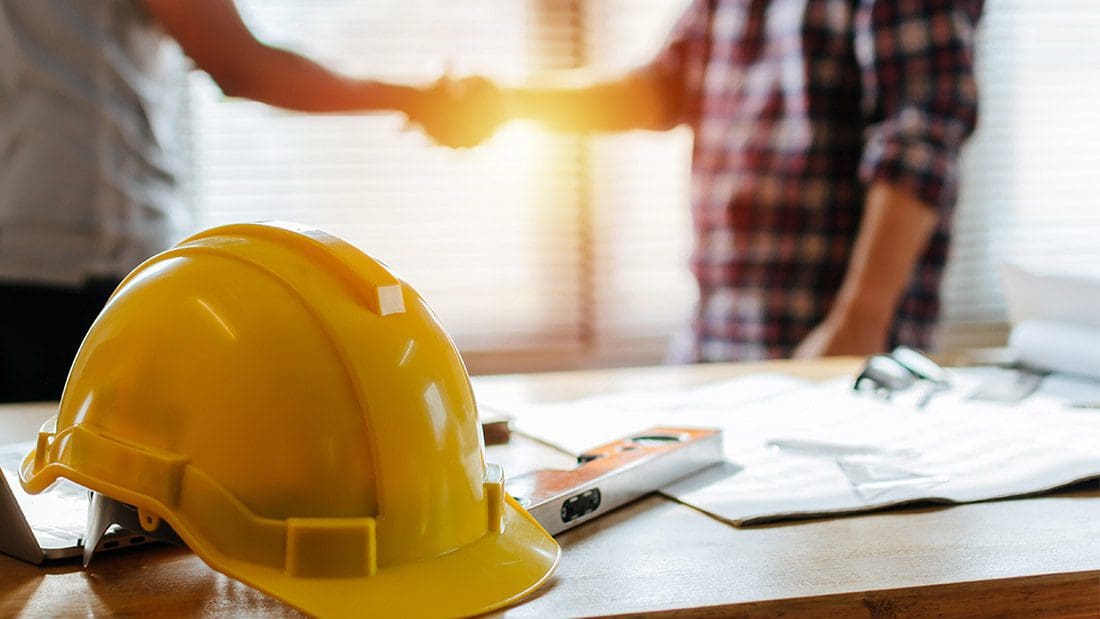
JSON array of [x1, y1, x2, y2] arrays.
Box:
[[832, 181, 939, 336], [142, 0, 422, 115], [504, 69, 678, 133], [792, 181, 939, 358], [213, 45, 420, 114]]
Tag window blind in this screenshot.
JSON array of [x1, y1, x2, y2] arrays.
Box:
[[517, 0, 698, 366], [581, 1, 696, 360], [937, 0, 1100, 351]]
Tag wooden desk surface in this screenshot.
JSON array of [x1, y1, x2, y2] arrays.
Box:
[[1, 359, 1097, 618]]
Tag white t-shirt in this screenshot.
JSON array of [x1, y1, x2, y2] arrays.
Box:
[[0, 0, 194, 286]]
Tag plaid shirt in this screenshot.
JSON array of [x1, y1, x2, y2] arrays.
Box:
[[655, 0, 981, 361]]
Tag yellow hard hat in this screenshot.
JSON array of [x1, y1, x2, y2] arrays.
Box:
[[20, 222, 560, 617]]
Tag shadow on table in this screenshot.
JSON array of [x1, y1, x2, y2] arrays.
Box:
[[0, 569, 45, 615]]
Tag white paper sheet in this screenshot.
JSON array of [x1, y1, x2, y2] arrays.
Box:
[[489, 371, 1100, 525], [504, 373, 810, 455]]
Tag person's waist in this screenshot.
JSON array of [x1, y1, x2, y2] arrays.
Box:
[[0, 222, 173, 286]]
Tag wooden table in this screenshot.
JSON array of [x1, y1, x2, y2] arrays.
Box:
[[1, 359, 1097, 617]]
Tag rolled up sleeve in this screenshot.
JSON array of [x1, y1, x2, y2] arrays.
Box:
[[855, 0, 982, 211]]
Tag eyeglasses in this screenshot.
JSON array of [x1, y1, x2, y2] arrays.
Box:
[[853, 346, 950, 407]]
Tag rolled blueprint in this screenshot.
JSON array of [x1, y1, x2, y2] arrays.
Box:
[[1009, 319, 1100, 380]]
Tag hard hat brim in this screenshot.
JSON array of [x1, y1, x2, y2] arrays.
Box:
[[24, 446, 560, 619], [210, 494, 561, 618]]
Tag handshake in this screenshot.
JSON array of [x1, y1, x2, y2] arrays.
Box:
[[402, 75, 509, 149]]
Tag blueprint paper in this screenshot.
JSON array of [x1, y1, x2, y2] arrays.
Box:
[[487, 371, 1100, 525], [497, 373, 809, 455]]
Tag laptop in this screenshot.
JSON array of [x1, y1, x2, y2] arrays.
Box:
[[0, 440, 153, 564]]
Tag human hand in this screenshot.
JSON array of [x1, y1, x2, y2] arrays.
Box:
[[407, 74, 506, 148], [791, 310, 889, 359]]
